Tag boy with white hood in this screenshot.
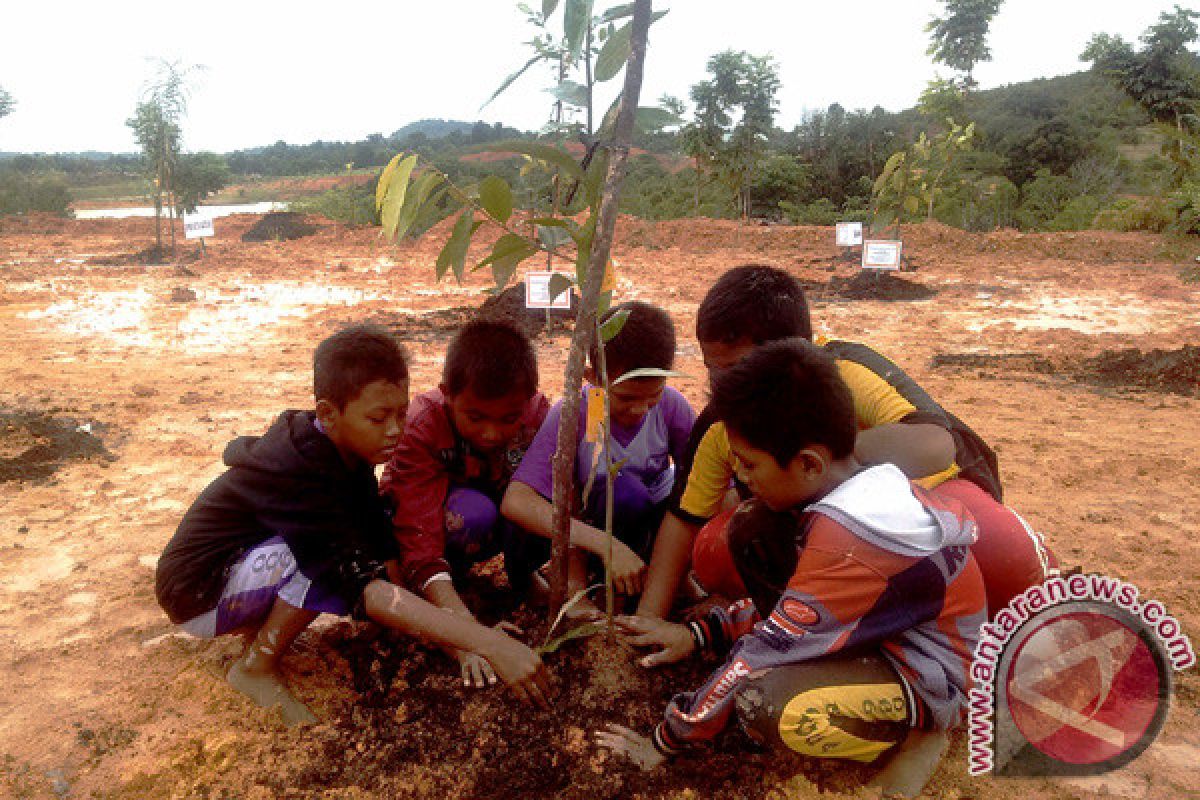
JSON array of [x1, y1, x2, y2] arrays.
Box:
[[598, 339, 986, 798]]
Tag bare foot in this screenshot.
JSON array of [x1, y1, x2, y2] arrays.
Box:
[[869, 729, 949, 798], [227, 659, 317, 726]]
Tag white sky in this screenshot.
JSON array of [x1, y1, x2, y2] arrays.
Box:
[[0, 1, 1189, 154]]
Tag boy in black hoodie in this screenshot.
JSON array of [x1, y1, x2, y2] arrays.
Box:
[[156, 325, 552, 724]]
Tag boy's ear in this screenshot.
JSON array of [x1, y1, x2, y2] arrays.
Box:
[[314, 398, 339, 430], [791, 446, 830, 479]]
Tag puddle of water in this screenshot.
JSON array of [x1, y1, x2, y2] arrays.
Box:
[[19, 282, 394, 352], [967, 291, 1173, 335], [74, 201, 287, 220]]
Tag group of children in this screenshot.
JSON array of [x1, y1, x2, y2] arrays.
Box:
[[156, 264, 1058, 793]]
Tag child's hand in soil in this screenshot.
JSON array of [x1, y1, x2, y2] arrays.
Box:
[[610, 541, 647, 596], [594, 723, 666, 771], [483, 625, 555, 709], [615, 614, 696, 667], [458, 622, 526, 688]]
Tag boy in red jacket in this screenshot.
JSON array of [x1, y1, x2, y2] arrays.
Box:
[[599, 339, 985, 797], [157, 325, 551, 724], [380, 319, 549, 688]]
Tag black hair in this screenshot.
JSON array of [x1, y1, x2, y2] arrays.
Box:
[[313, 324, 409, 410], [711, 338, 855, 467], [696, 264, 813, 345], [442, 318, 538, 400], [590, 300, 676, 379]]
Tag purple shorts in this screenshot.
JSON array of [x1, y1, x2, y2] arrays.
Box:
[[180, 535, 350, 637]]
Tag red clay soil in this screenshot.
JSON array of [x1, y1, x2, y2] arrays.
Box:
[[0, 214, 1197, 799]]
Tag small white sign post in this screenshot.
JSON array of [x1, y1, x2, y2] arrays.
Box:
[[862, 240, 903, 271], [524, 271, 572, 310], [183, 211, 214, 255], [183, 212, 214, 240], [835, 221, 863, 247]]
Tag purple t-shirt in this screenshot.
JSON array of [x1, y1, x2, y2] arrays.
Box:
[[513, 385, 696, 505]]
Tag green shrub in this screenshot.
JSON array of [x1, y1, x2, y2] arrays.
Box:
[[1169, 181, 1200, 235], [290, 183, 378, 226], [1094, 197, 1176, 232], [1047, 195, 1101, 231], [779, 198, 870, 226], [0, 170, 72, 216]]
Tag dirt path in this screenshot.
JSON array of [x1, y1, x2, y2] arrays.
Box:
[[0, 215, 1197, 799]]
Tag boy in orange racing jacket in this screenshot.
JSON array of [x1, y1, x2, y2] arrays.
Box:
[[598, 339, 985, 797]]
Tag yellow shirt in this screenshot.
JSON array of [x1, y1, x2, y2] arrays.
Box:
[[677, 356, 961, 521]]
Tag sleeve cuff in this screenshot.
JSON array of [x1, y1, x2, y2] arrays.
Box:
[[652, 723, 686, 757], [420, 571, 453, 591]]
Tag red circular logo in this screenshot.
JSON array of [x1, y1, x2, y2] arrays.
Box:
[[1004, 608, 1167, 768]]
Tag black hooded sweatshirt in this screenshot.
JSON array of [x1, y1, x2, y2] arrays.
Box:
[[155, 410, 397, 624]]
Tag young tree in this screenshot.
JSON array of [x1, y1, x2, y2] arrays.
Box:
[[126, 60, 203, 258], [374, 0, 660, 617], [682, 50, 781, 218]]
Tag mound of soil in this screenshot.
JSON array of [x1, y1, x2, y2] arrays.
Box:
[[931, 352, 1058, 374], [0, 410, 113, 482], [477, 284, 574, 340], [823, 271, 936, 302], [1076, 345, 1200, 396], [265, 616, 864, 800], [367, 307, 476, 344], [241, 212, 318, 242], [89, 245, 196, 266]]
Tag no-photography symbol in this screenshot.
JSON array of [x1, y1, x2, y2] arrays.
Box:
[[993, 601, 1172, 776]]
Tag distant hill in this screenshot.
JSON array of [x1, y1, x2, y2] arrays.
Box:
[[390, 119, 478, 140]]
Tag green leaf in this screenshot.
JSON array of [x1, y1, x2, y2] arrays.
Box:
[[564, 0, 593, 63], [378, 155, 419, 238], [536, 620, 605, 655], [542, 0, 560, 19], [594, 21, 631, 82], [481, 53, 546, 110], [435, 209, 476, 283], [902, 195, 920, 215], [391, 171, 444, 241], [549, 80, 589, 107], [482, 140, 584, 179], [375, 153, 411, 211], [634, 106, 681, 133], [478, 175, 513, 223], [599, 307, 630, 342], [547, 272, 574, 304], [598, 2, 634, 23], [477, 233, 538, 288], [537, 224, 572, 249]]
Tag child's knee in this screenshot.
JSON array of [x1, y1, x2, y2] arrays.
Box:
[[445, 488, 500, 549]]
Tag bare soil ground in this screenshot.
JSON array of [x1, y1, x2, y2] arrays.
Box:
[[0, 213, 1197, 799]]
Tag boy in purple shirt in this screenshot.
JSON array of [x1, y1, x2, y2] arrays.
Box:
[[502, 301, 695, 612]]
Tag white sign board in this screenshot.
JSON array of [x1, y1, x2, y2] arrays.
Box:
[[524, 271, 572, 310], [183, 212, 215, 240], [862, 240, 903, 271], [835, 221, 863, 247]]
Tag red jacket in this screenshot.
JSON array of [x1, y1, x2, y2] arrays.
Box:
[[379, 389, 549, 591]]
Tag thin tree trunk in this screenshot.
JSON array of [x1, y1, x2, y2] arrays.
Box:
[[547, 0, 653, 615]]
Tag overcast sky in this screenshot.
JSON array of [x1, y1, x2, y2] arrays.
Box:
[[0, 1, 1188, 154]]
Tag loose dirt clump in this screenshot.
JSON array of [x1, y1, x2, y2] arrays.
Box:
[[0, 410, 113, 482], [241, 212, 319, 242], [930, 352, 1058, 374], [477, 284, 574, 340], [264, 620, 852, 800], [365, 307, 477, 344], [1075, 345, 1200, 396], [822, 271, 936, 302]]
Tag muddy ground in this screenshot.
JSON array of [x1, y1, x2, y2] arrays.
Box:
[[0, 213, 1197, 799]]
